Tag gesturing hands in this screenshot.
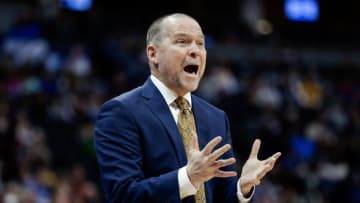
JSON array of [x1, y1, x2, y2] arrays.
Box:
[[186, 133, 237, 187], [186, 133, 281, 197], [239, 139, 281, 196]]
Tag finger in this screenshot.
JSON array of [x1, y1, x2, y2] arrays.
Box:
[[215, 170, 238, 178], [202, 136, 222, 155], [213, 158, 236, 168], [264, 152, 281, 164], [256, 157, 280, 181], [256, 163, 273, 181], [249, 139, 261, 159], [266, 153, 281, 171], [208, 144, 231, 163]]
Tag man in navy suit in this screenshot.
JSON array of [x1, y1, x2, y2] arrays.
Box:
[[94, 13, 281, 203]]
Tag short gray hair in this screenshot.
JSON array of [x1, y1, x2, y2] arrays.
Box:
[[146, 13, 195, 46]]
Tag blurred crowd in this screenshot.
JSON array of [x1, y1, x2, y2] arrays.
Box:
[[0, 4, 360, 203]]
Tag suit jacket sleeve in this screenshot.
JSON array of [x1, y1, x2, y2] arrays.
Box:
[[94, 99, 180, 203]]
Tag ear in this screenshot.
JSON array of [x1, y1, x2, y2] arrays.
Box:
[[147, 45, 158, 66]]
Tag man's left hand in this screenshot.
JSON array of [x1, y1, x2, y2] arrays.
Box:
[[239, 139, 281, 196]]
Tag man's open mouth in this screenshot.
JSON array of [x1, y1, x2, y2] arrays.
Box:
[[184, 65, 199, 75]]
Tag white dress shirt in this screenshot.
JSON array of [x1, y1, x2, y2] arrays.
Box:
[[150, 75, 253, 202]]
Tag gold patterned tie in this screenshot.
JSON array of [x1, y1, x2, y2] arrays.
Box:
[[175, 96, 206, 203]]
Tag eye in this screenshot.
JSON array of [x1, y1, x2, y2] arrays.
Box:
[[197, 41, 205, 46], [176, 39, 187, 44]]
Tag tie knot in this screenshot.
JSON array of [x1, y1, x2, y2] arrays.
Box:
[[175, 97, 190, 111]]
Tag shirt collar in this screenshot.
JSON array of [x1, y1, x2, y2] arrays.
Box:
[[150, 75, 192, 107]]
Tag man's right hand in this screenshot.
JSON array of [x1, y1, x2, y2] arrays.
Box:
[[186, 132, 237, 186]]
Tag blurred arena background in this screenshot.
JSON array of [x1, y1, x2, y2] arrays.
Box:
[[0, 0, 359, 202]]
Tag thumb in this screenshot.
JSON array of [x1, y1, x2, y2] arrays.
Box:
[[249, 139, 261, 159]]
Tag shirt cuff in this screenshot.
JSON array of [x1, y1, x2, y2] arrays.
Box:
[[237, 179, 255, 202], [178, 166, 198, 199]]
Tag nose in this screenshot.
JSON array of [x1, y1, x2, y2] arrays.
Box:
[[189, 42, 202, 58]]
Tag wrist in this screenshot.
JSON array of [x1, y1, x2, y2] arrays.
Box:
[[241, 186, 253, 198], [239, 178, 253, 197], [241, 187, 253, 198], [186, 166, 201, 187], [179, 166, 198, 198]]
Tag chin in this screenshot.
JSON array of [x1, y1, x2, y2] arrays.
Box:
[[178, 79, 200, 93], [186, 84, 199, 93]]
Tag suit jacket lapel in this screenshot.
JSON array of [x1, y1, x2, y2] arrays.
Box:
[[141, 78, 188, 166]]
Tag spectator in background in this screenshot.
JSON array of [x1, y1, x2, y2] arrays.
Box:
[[2, 10, 49, 68]]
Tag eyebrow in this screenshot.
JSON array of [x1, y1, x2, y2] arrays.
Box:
[[173, 33, 204, 40]]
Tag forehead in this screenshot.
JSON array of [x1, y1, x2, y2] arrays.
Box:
[[161, 16, 204, 38]]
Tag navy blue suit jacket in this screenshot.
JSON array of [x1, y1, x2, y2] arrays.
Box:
[[94, 78, 239, 203]]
